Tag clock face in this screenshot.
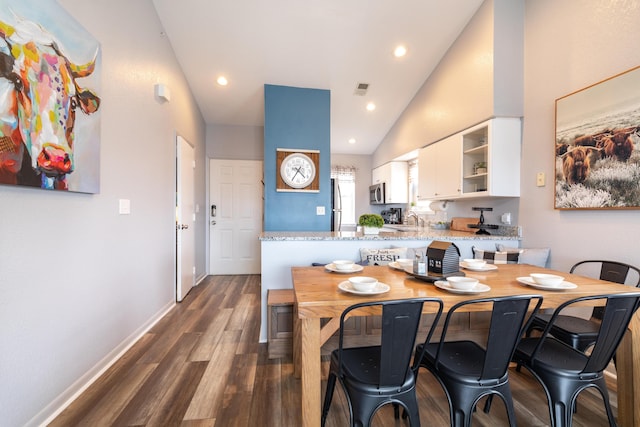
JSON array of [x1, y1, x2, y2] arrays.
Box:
[[280, 153, 316, 189]]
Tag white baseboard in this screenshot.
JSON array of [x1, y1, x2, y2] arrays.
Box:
[[196, 273, 207, 286], [30, 300, 176, 427]]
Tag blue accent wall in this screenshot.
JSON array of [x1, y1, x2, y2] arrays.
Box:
[[264, 85, 331, 231]]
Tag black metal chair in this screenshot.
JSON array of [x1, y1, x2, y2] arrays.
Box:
[[513, 292, 640, 427], [321, 297, 444, 427], [414, 295, 543, 427], [526, 260, 640, 352]]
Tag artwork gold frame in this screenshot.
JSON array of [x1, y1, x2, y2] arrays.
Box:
[[555, 65, 640, 210]]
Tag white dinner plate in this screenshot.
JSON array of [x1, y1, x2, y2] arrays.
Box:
[[459, 261, 499, 272], [388, 261, 411, 271], [338, 281, 391, 295], [516, 276, 577, 290], [434, 281, 491, 294], [325, 263, 364, 274]]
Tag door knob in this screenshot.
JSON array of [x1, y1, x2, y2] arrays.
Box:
[[211, 220, 216, 225], [178, 224, 189, 230]]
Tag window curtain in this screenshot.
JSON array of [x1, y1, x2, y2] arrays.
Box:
[[331, 165, 357, 182]]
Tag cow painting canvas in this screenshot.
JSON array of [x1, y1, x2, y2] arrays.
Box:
[[0, 0, 100, 193], [555, 66, 640, 209]]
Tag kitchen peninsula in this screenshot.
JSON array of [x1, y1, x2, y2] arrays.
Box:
[[258, 227, 520, 342]]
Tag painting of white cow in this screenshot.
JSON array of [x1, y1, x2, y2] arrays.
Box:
[[0, 0, 101, 193]]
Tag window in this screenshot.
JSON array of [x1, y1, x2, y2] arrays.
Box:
[[331, 165, 356, 226]]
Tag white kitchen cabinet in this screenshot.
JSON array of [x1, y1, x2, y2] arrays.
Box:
[[417, 135, 461, 200], [417, 118, 521, 201], [371, 161, 408, 203], [461, 118, 521, 197]]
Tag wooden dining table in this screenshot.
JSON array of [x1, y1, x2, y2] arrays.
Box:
[[291, 263, 640, 427]]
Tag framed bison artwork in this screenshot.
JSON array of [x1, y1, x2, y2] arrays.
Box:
[[555, 65, 640, 209], [0, 0, 101, 193]]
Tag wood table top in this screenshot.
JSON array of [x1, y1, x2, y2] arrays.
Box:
[[291, 263, 634, 318]]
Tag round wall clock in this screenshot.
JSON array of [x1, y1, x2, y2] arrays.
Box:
[[280, 152, 316, 189]]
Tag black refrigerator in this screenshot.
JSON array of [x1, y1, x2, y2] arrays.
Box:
[[331, 178, 342, 231]]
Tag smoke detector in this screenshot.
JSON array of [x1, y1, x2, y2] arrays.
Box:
[[353, 82, 369, 96]]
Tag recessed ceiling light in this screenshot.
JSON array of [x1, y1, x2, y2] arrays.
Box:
[[394, 45, 407, 58], [216, 76, 228, 86], [348, 138, 356, 144], [366, 102, 376, 111]]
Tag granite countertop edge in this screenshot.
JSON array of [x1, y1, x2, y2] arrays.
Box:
[[259, 229, 521, 242]]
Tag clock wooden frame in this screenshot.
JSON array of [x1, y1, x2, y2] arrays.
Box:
[[276, 148, 320, 192]]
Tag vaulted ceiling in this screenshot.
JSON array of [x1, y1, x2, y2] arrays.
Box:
[[152, 0, 484, 155]]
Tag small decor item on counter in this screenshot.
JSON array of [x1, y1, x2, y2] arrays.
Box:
[[430, 221, 450, 230], [358, 214, 384, 235], [413, 251, 427, 275], [468, 207, 498, 235]]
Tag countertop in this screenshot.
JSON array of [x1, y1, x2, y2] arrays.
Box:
[[259, 226, 520, 242]]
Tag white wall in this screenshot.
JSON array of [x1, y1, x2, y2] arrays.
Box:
[[520, 0, 640, 270], [0, 1, 206, 425], [373, 0, 524, 167], [207, 124, 264, 160]]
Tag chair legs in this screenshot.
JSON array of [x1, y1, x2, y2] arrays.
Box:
[[321, 372, 337, 427], [323, 374, 421, 426], [447, 387, 516, 427], [531, 371, 616, 427]]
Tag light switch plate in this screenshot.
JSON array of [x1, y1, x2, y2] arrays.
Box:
[[536, 172, 545, 187], [119, 199, 131, 215], [316, 206, 325, 215]]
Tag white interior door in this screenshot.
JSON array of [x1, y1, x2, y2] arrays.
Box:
[[176, 135, 195, 301], [209, 159, 262, 275]]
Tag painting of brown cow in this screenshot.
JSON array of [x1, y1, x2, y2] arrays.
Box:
[[601, 130, 635, 162], [555, 65, 640, 209], [0, 14, 100, 192], [562, 146, 594, 185]]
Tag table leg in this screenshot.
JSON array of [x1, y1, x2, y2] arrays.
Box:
[[618, 314, 639, 426], [293, 301, 301, 378], [300, 317, 321, 427]]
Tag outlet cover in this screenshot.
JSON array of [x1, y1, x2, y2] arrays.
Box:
[[316, 206, 325, 215]]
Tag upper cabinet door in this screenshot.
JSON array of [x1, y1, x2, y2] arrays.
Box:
[[461, 118, 521, 197], [372, 162, 408, 203], [417, 135, 461, 201]]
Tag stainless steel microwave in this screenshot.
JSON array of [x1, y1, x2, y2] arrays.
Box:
[[369, 183, 385, 204]]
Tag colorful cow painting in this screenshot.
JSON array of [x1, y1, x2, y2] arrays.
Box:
[[0, 14, 100, 191]]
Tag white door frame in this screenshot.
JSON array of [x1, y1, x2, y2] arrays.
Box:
[[176, 134, 195, 301]]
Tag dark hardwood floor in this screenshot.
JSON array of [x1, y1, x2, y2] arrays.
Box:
[[50, 275, 618, 426]]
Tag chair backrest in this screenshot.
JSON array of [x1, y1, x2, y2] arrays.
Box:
[[570, 260, 640, 320], [418, 295, 543, 382], [570, 260, 640, 287], [338, 298, 443, 388], [529, 292, 640, 373]]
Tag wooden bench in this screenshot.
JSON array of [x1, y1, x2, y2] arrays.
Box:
[[267, 289, 294, 359]]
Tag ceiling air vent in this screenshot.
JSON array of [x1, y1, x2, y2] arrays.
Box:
[[353, 83, 369, 96]]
